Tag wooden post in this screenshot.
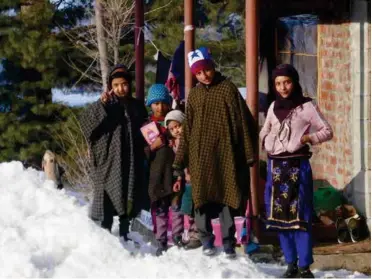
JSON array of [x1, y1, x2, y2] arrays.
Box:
[[184, 0, 195, 101], [246, 0, 260, 239]]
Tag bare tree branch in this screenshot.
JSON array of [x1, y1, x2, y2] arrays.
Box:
[[59, 0, 135, 88], [52, 112, 93, 195]]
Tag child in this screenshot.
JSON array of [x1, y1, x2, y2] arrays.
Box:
[[260, 64, 333, 278], [165, 110, 202, 250], [173, 47, 255, 258], [144, 84, 184, 256]]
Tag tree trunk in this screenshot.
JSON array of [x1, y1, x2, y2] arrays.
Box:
[[95, 0, 109, 91], [113, 20, 119, 65]]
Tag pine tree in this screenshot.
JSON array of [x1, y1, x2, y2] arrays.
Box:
[[0, 0, 88, 165]]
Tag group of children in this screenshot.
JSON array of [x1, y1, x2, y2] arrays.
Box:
[[76, 43, 334, 278], [144, 84, 201, 255]]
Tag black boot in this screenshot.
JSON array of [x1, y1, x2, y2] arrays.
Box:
[[298, 267, 314, 278], [155, 241, 168, 256], [119, 215, 130, 241], [282, 262, 299, 278]]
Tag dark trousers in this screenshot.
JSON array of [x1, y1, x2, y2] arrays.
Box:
[[101, 191, 129, 238], [194, 203, 236, 250]]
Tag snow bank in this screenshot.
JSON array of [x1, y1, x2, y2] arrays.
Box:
[[0, 161, 367, 278]]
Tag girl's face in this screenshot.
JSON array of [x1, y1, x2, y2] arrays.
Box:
[[151, 102, 170, 118], [167, 120, 183, 139], [274, 76, 294, 99]]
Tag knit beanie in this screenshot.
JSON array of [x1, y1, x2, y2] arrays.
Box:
[[165, 110, 186, 126], [146, 84, 172, 107], [107, 64, 132, 90], [187, 47, 214, 75]]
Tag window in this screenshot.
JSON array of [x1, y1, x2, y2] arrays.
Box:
[[276, 14, 319, 98]]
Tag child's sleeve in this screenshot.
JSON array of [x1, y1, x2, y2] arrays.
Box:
[[308, 101, 333, 145], [173, 94, 194, 173], [259, 103, 274, 150], [79, 101, 109, 145]]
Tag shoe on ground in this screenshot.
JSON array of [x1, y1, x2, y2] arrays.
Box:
[[224, 247, 237, 259], [282, 262, 299, 278], [299, 267, 314, 278], [120, 233, 132, 242], [202, 242, 217, 256], [336, 217, 350, 244], [345, 215, 361, 243], [155, 242, 168, 257]]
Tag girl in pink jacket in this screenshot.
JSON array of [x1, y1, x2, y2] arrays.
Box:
[[260, 64, 333, 278]]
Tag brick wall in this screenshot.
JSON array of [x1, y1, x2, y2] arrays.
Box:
[[310, 23, 354, 189]]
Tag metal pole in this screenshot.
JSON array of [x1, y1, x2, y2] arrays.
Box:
[[246, 0, 260, 238], [184, 0, 195, 102], [135, 0, 145, 101]]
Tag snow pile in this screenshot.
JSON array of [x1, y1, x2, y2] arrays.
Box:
[[0, 161, 368, 278]]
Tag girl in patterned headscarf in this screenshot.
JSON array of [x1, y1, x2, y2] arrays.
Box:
[[260, 64, 333, 278]]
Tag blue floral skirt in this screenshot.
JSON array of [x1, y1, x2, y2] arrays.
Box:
[[264, 158, 313, 231]]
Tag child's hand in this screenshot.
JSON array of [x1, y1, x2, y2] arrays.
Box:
[[300, 134, 311, 145], [100, 89, 114, 104], [173, 178, 182, 192], [150, 136, 164, 151], [169, 139, 175, 148]]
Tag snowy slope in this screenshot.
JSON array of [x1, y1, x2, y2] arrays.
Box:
[[0, 161, 367, 278]]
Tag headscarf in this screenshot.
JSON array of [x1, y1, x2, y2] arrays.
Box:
[[272, 64, 312, 122]]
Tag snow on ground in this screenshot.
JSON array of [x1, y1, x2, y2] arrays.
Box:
[[52, 88, 100, 107], [0, 161, 368, 278]]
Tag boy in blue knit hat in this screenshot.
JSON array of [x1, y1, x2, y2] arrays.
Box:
[[143, 84, 184, 256]]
